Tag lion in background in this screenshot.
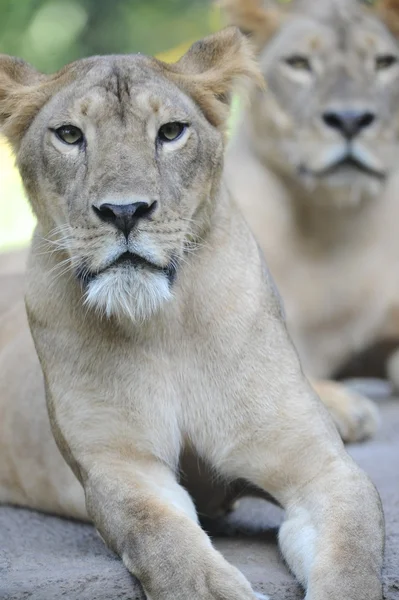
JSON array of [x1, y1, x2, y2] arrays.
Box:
[[224, 0, 399, 397]]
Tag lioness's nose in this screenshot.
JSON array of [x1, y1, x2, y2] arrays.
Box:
[[93, 201, 157, 237], [322, 109, 375, 140]]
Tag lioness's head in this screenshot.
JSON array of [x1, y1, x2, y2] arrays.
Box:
[[224, 0, 399, 203], [0, 29, 258, 321]]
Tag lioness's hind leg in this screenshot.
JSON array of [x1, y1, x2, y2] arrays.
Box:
[[0, 325, 87, 520], [311, 379, 379, 443]]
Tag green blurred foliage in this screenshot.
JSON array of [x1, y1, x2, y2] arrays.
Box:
[[0, 0, 213, 72]]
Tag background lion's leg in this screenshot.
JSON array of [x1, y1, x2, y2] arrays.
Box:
[[310, 378, 379, 443]]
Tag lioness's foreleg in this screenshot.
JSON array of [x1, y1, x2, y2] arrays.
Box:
[[277, 462, 383, 599], [83, 455, 259, 600], [228, 426, 382, 598], [193, 372, 384, 599]]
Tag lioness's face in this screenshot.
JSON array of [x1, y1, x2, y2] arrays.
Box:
[[18, 56, 223, 320], [249, 2, 399, 198], [19, 56, 222, 317], [0, 30, 258, 320]]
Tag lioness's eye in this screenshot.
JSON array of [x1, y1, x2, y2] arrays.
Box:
[[158, 122, 187, 143], [375, 54, 398, 70], [284, 55, 312, 71], [55, 125, 84, 145]]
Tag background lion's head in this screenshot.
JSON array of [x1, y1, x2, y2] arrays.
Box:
[[224, 0, 399, 203]]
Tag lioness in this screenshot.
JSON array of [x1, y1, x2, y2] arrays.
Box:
[[224, 0, 399, 394], [0, 29, 384, 600]]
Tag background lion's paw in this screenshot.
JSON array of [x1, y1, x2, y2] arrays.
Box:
[[313, 380, 380, 443]]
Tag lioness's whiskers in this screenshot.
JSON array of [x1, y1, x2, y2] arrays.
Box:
[[46, 261, 76, 288], [47, 256, 73, 276]]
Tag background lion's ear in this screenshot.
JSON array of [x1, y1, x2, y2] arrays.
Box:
[[219, 0, 283, 49], [376, 0, 399, 37], [0, 55, 49, 150], [167, 27, 263, 133]]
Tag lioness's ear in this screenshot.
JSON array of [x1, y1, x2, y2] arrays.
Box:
[[166, 27, 263, 132], [376, 0, 399, 37], [219, 0, 283, 49], [0, 55, 50, 150]]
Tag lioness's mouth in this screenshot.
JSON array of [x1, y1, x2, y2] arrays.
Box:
[[76, 252, 177, 287], [305, 156, 386, 180]]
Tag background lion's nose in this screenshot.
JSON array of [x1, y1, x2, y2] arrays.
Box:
[[322, 109, 375, 140], [93, 201, 157, 237]]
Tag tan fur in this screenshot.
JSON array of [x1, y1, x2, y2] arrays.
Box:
[[225, 0, 399, 405], [220, 0, 283, 49], [377, 0, 399, 37], [0, 29, 384, 600], [166, 27, 264, 133]]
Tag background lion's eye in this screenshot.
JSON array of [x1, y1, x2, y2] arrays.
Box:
[[284, 55, 312, 71], [158, 122, 187, 143], [55, 125, 84, 145], [375, 54, 398, 70]]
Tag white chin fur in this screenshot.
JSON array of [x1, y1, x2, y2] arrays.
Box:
[[83, 267, 172, 322]]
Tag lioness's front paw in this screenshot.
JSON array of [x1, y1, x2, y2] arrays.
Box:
[[204, 554, 268, 600], [192, 561, 259, 600], [313, 380, 379, 443], [143, 555, 261, 600]]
